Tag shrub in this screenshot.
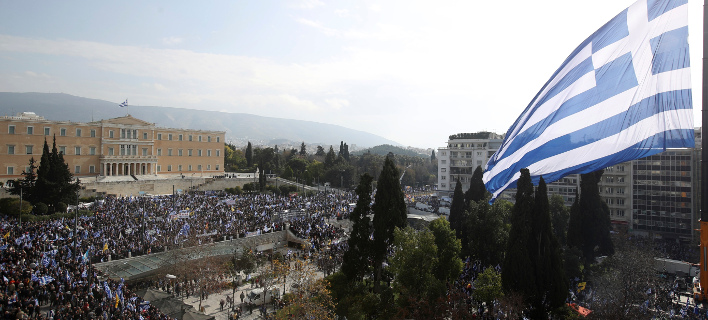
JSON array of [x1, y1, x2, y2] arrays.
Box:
[[56, 202, 68, 213], [33, 202, 48, 215]]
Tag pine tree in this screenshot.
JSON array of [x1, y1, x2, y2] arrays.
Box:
[[448, 179, 465, 239], [431, 150, 436, 163], [300, 142, 307, 156], [372, 155, 407, 292], [315, 146, 325, 156], [342, 173, 374, 282], [245, 142, 253, 167], [464, 166, 487, 206], [502, 169, 537, 303]]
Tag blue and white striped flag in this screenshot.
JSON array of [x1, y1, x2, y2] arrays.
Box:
[[119, 99, 128, 107], [483, 0, 692, 201], [39, 276, 54, 286]]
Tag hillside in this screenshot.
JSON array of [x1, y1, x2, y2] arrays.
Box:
[[352, 144, 430, 158], [0, 92, 401, 149]]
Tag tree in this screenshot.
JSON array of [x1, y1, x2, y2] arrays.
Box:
[[464, 199, 509, 266], [428, 218, 462, 283], [315, 145, 326, 156], [342, 173, 373, 282], [464, 166, 486, 206], [9, 157, 37, 200], [390, 227, 442, 303], [300, 142, 307, 156], [502, 169, 537, 306], [324, 146, 336, 169], [224, 143, 247, 171], [589, 237, 660, 319], [245, 142, 253, 167], [448, 179, 465, 239], [528, 177, 567, 317], [567, 170, 614, 265], [473, 267, 504, 316], [549, 194, 570, 246], [29, 136, 79, 212], [371, 155, 407, 293], [430, 150, 436, 163], [277, 260, 336, 320]]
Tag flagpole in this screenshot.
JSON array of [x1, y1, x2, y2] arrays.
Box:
[[697, 0, 708, 302]]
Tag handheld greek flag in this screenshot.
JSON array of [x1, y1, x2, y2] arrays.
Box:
[[483, 0, 693, 201], [119, 99, 128, 107]]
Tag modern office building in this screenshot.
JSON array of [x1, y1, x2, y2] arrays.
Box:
[[0, 112, 225, 184]]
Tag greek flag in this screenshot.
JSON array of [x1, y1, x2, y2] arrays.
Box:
[[119, 99, 128, 107], [39, 276, 54, 286], [483, 0, 692, 201], [104, 281, 113, 299]]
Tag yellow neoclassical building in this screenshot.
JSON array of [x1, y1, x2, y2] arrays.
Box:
[[0, 112, 225, 183]]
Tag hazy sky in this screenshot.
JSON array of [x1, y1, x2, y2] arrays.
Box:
[[0, 0, 702, 149]]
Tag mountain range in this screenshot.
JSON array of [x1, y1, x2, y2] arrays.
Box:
[[0, 92, 401, 149]]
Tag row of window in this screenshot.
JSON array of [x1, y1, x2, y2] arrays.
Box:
[[156, 133, 219, 142], [6, 145, 97, 156], [602, 187, 625, 194], [6, 163, 222, 175], [7, 125, 220, 143], [6, 145, 221, 157], [8, 125, 98, 137], [156, 164, 220, 172], [155, 148, 221, 157], [604, 198, 626, 205]]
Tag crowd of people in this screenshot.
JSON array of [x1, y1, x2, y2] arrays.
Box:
[[0, 189, 356, 319]]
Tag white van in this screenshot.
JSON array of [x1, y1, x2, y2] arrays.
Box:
[[246, 288, 280, 305]]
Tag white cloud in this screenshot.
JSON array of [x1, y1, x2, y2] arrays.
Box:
[[161, 37, 184, 45], [324, 98, 349, 110]]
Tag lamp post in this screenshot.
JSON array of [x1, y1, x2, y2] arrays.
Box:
[[18, 184, 22, 225], [74, 179, 79, 260]]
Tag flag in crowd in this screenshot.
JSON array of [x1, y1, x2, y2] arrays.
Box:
[[483, 0, 692, 201]]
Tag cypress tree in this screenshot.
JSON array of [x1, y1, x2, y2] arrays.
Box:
[[245, 142, 253, 167], [502, 169, 537, 302], [448, 179, 465, 239], [567, 171, 615, 265], [529, 177, 568, 317], [32, 139, 53, 205], [372, 155, 407, 292], [324, 146, 336, 169], [342, 173, 374, 282], [464, 166, 487, 206]]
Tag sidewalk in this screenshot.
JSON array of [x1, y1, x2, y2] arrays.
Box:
[[182, 284, 278, 320]]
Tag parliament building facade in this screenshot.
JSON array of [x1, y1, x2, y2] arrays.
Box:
[[0, 112, 225, 183]]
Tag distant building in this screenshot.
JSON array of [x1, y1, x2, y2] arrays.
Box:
[[436, 132, 504, 197], [0, 112, 224, 183]]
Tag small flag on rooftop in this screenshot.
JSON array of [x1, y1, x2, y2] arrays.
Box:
[[119, 99, 128, 108], [483, 0, 693, 202]]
